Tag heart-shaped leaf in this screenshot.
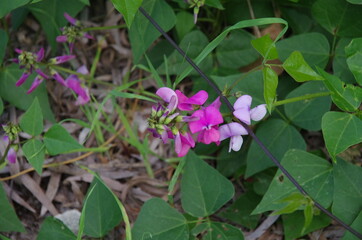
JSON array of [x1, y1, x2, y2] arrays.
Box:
[[181, 151, 234, 217], [23, 139, 45, 174], [263, 67, 278, 112], [110, 0, 143, 27], [19, 98, 43, 136], [251, 34, 278, 60], [37, 217, 76, 240]]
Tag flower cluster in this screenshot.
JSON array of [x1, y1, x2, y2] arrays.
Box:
[[1, 124, 21, 164], [12, 13, 92, 105], [148, 87, 267, 157]]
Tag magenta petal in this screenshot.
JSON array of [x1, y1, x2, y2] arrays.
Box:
[[77, 65, 89, 75], [56, 35, 68, 42], [35, 69, 49, 79], [209, 97, 221, 110], [202, 127, 220, 144], [204, 106, 223, 126], [156, 87, 177, 103], [175, 133, 182, 154], [64, 12, 78, 25], [230, 135, 243, 152], [234, 95, 252, 110], [188, 90, 208, 105], [7, 148, 17, 164], [15, 49, 22, 54], [69, 43, 75, 53], [188, 110, 206, 133], [36, 48, 45, 61], [27, 76, 43, 94], [3, 136, 9, 144], [53, 72, 67, 86], [175, 90, 192, 111], [233, 108, 251, 125], [83, 33, 94, 40], [53, 55, 75, 64], [250, 104, 267, 121], [16, 72, 30, 86]]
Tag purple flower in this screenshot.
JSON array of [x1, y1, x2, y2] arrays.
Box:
[[156, 87, 178, 112], [3, 136, 16, 164], [233, 95, 267, 125], [175, 132, 195, 157], [175, 90, 208, 111], [219, 122, 248, 152], [65, 65, 91, 105], [188, 97, 223, 144], [27, 75, 44, 94], [49, 55, 75, 64]]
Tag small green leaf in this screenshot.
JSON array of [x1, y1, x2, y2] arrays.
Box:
[[332, 158, 362, 225], [83, 177, 123, 237], [181, 151, 234, 217], [318, 67, 361, 111], [251, 34, 278, 60], [282, 211, 331, 240], [252, 149, 333, 214], [202, 222, 244, 240], [37, 217, 76, 240], [129, 0, 176, 63], [342, 210, 362, 240], [19, 98, 43, 136], [175, 11, 194, 41], [23, 139, 45, 174], [0, 183, 25, 232], [245, 119, 306, 177], [0, 0, 29, 18], [262, 67, 278, 112], [345, 38, 362, 57], [284, 81, 331, 131], [322, 112, 362, 162], [110, 0, 142, 27], [0, 30, 8, 65], [132, 198, 188, 240], [44, 124, 83, 155], [0, 65, 54, 122], [333, 38, 355, 84], [283, 51, 324, 82], [302, 204, 314, 233], [347, 52, 362, 86]]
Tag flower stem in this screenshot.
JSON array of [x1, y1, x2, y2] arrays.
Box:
[[273, 92, 331, 107]]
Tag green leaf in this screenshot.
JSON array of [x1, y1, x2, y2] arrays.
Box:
[[333, 38, 355, 84], [253, 149, 333, 214], [347, 0, 362, 3], [181, 151, 235, 217], [283, 51, 324, 82], [158, 30, 212, 76], [22, 139, 45, 174], [129, 0, 176, 63], [0, 65, 54, 122], [277, 32, 330, 68], [345, 38, 362, 57], [282, 211, 331, 240], [175, 11, 194, 41], [312, 0, 362, 37], [263, 67, 278, 112], [19, 98, 43, 136], [37, 217, 76, 240], [284, 81, 331, 131], [44, 124, 83, 155], [83, 177, 123, 237], [251, 34, 278, 60], [332, 158, 362, 225], [318, 68, 361, 111], [0, 0, 29, 18], [342, 210, 362, 240], [346, 52, 362, 85], [322, 112, 362, 162], [218, 191, 261, 229], [202, 222, 244, 240], [216, 30, 258, 69], [175, 18, 289, 86], [0, 30, 8, 65], [0, 183, 25, 232], [28, 0, 86, 50], [132, 198, 188, 240], [245, 119, 306, 177], [110, 0, 142, 27]]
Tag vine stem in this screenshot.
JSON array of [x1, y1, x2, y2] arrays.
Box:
[[273, 92, 331, 107], [138, 7, 362, 239]]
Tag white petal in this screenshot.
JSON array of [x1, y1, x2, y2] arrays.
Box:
[[219, 124, 232, 141], [228, 122, 248, 135], [234, 95, 252, 110], [233, 108, 251, 125], [156, 87, 177, 103], [230, 135, 243, 152], [250, 104, 267, 121]]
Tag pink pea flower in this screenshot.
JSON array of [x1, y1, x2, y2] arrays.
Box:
[[3, 136, 16, 164], [233, 95, 267, 125], [156, 87, 178, 112], [175, 132, 195, 157], [175, 90, 208, 111], [188, 97, 223, 145], [65, 65, 90, 105], [56, 13, 93, 53], [219, 122, 248, 152]]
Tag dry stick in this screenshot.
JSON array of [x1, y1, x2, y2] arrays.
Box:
[[138, 7, 362, 239]]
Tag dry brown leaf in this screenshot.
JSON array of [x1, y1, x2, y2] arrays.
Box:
[[40, 172, 61, 216], [3, 182, 36, 213]]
